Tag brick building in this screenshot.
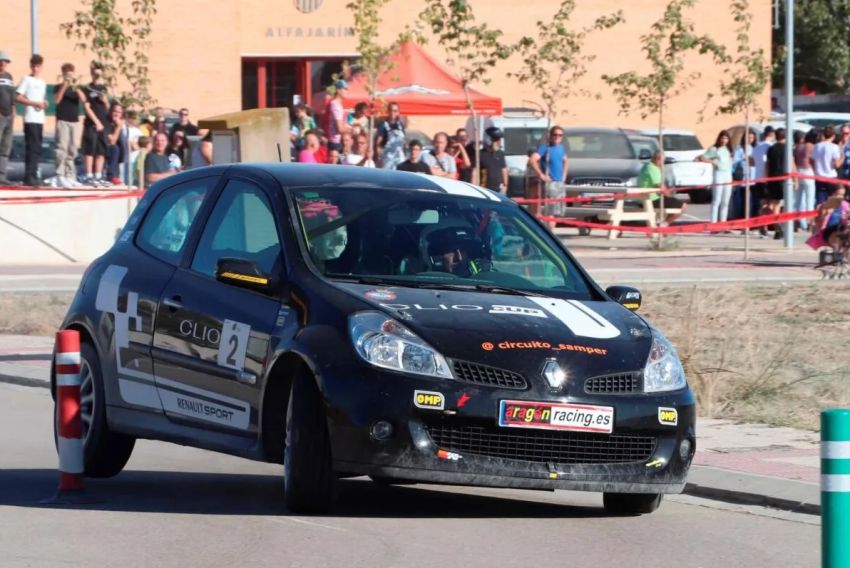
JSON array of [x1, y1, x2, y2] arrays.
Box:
[[4, 0, 772, 143]]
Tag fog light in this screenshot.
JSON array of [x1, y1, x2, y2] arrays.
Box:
[[679, 438, 692, 461], [370, 420, 394, 440]]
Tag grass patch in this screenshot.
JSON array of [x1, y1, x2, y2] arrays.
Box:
[[0, 292, 74, 336]]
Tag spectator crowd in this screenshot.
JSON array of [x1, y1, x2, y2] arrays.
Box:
[[0, 50, 212, 190]]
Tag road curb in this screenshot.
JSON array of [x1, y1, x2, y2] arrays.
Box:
[[685, 466, 820, 516], [0, 372, 49, 389]]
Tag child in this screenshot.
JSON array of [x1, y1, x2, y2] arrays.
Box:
[[134, 136, 150, 188], [15, 54, 48, 186], [807, 184, 850, 260]]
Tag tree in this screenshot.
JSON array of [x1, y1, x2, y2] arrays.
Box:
[[419, 0, 514, 182], [512, 1, 623, 130], [60, 0, 158, 110], [346, 0, 411, 150], [602, 0, 726, 235], [716, 0, 771, 257], [772, 0, 850, 93]]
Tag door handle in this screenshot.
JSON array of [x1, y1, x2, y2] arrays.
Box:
[[236, 370, 257, 385], [162, 295, 183, 311]]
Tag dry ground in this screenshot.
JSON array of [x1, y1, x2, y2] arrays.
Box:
[[1, 285, 847, 430]]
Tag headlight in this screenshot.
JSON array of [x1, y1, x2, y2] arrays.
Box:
[[625, 176, 639, 187], [643, 330, 687, 392], [349, 311, 452, 379]]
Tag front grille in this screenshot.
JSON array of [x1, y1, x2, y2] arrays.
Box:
[[569, 177, 624, 187], [427, 422, 656, 465], [584, 372, 642, 394], [451, 360, 528, 390]]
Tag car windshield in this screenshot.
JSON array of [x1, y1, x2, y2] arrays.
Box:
[[11, 136, 56, 161], [290, 187, 593, 299], [503, 127, 547, 156], [662, 134, 703, 152], [563, 132, 634, 159]]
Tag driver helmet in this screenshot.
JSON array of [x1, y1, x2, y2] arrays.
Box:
[[426, 227, 490, 274]]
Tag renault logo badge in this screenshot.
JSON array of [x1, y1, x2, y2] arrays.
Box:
[[541, 359, 568, 390], [294, 0, 323, 13]]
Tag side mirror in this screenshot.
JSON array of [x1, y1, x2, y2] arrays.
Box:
[[605, 285, 642, 311], [638, 148, 652, 160], [215, 257, 277, 294]]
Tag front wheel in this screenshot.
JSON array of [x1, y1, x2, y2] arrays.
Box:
[[283, 370, 336, 513], [602, 492, 663, 515]]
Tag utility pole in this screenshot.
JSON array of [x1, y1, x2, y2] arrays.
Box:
[[31, 0, 39, 54], [783, 0, 794, 249]]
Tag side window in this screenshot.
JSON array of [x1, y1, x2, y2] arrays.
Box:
[[190, 179, 282, 279], [136, 179, 213, 264]]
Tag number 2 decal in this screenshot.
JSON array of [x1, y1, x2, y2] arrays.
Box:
[[217, 319, 251, 371]]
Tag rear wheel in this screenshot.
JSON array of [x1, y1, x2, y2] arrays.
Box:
[[283, 370, 336, 513], [54, 341, 135, 478], [603, 492, 663, 515]]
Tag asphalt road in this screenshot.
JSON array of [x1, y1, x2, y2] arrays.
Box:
[[0, 383, 818, 568]]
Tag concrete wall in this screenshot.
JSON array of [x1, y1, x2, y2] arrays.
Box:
[[0, 192, 137, 264]]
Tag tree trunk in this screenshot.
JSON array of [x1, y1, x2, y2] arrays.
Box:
[[463, 80, 480, 185]]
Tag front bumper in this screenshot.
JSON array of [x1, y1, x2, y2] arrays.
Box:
[[324, 366, 696, 494]]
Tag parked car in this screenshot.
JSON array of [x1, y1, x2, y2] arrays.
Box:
[[559, 127, 644, 187], [775, 112, 850, 130], [624, 132, 675, 188], [726, 120, 812, 151], [7, 134, 57, 184], [632, 129, 713, 203]]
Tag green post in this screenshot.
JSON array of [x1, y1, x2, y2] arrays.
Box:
[[822, 408, 850, 568]]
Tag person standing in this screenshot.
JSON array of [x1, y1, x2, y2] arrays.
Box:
[[455, 128, 474, 182], [794, 130, 817, 231], [324, 80, 348, 152], [528, 126, 569, 219], [0, 51, 16, 185], [52, 63, 84, 187], [479, 129, 508, 193], [144, 132, 178, 186], [812, 125, 843, 205], [731, 129, 757, 219], [375, 102, 405, 169], [344, 133, 375, 167], [81, 62, 110, 185], [105, 103, 127, 183], [698, 130, 734, 223], [346, 102, 369, 131], [188, 131, 213, 170], [16, 54, 48, 187], [765, 128, 795, 239], [168, 108, 198, 138], [750, 126, 775, 234], [422, 132, 458, 179], [152, 106, 168, 135], [396, 140, 431, 174], [838, 125, 850, 181]]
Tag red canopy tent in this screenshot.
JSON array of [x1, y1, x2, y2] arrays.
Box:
[[311, 41, 502, 116]]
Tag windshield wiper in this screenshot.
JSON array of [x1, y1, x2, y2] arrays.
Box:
[[471, 284, 549, 298], [325, 274, 550, 297]]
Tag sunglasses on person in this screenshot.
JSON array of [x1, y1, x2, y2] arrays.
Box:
[[551, 132, 564, 138]]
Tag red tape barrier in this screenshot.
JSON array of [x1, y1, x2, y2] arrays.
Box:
[[0, 190, 144, 205], [539, 210, 818, 235]]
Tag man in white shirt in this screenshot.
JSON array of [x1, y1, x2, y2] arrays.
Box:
[[811, 125, 844, 204], [749, 126, 775, 229], [344, 133, 376, 168], [15, 54, 48, 187]]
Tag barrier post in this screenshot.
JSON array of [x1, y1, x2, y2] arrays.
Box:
[[822, 408, 850, 568], [53, 330, 85, 496]]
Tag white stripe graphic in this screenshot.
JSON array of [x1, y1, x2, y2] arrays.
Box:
[[822, 474, 850, 493], [822, 441, 850, 460], [528, 298, 621, 339], [56, 373, 81, 386], [55, 352, 81, 365], [58, 436, 84, 474], [416, 174, 492, 200]]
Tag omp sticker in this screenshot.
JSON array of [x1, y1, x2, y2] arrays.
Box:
[[658, 407, 678, 426], [414, 390, 445, 410], [436, 449, 462, 461], [218, 319, 251, 371], [365, 289, 397, 302], [646, 458, 665, 468], [489, 305, 548, 318], [527, 298, 621, 339]]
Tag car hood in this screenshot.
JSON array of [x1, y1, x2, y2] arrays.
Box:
[[333, 282, 653, 378], [565, 158, 642, 183]]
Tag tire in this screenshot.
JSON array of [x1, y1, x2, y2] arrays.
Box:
[[284, 370, 336, 513], [603, 492, 663, 515], [54, 341, 135, 478], [689, 188, 711, 204]]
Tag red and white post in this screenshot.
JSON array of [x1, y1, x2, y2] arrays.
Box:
[[54, 330, 84, 494]]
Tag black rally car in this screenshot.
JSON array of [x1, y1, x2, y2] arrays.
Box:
[[58, 164, 695, 514]]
